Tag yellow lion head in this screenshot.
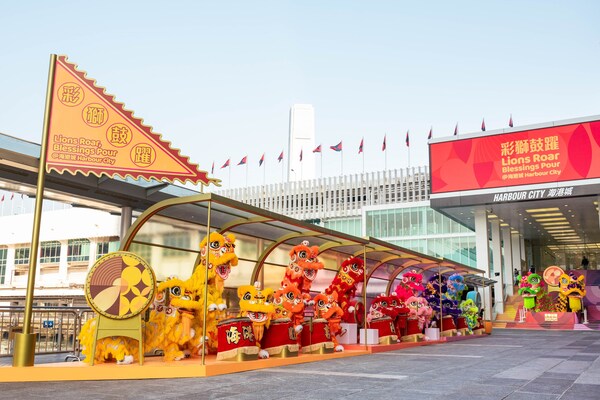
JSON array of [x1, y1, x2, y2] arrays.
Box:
[[238, 282, 275, 325], [199, 232, 239, 280], [558, 272, 586, 297], [157, 277, 202, 315]]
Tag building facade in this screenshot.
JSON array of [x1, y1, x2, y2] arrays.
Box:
[[217, 166, 478, 268]]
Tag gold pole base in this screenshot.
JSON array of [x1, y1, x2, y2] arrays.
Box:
[[12, 333, 36, 367]]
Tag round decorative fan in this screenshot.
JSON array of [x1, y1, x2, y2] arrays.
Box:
[[85, 251, 155, 320]]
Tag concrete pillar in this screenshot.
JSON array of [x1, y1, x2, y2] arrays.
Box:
[[58, 240, 69, 285], [512, 233, 523, 276], [4, 247, 16, 286], [120, 206, 133, 241], [474, 206, 492, 320], [502, 227, 515, 296], [490, 219, 504, 314], [88, 239, 98, 268]]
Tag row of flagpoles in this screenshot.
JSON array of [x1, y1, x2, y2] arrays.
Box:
[[212, 115, 515, 177]]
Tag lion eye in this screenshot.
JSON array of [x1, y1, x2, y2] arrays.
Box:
[[286, 292, 294, 300], [170, 286, 181, 297], [317, 300, 325, 307], [209, 241, 220, 249], [298, 250, 307, 259], [243, 292, 252, 301], [351, 264, 359, 271]]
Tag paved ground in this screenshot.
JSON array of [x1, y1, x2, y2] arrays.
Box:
[[1, 329, 600, 399]]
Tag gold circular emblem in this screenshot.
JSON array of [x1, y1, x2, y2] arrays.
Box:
[[85, 251, 155, 320]]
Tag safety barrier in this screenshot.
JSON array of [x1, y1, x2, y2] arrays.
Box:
[[0, 306, 94, 359]]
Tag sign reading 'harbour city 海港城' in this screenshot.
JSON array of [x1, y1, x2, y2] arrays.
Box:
[[430, 120, 600, 194]]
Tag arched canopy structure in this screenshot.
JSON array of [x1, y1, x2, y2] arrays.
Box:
[[120, 193, 490, 310]]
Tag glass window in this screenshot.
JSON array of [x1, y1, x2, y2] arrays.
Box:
[[130, 234, 152, 264], [40, 241, 61, 264], [67, 239, 90, 262], [0, 248, 7, 284], [96, 239, 120, 259], [14, 247, 30, 265], [162, 232, 191, 257]]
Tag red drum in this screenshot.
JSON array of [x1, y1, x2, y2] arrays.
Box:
[[216, 317, 258, 361], [476, 316, 483, 330], [301, 318, 334, 354], [441, 315, 457, 337], [405, 318, 422, 336], [368, 316, 398, 344], [401, 318, 424, 342], [262, 318, 299, 357], [441, 315, 457, 331], [395, 314, 408, 337], [457, 316, 469, 330]]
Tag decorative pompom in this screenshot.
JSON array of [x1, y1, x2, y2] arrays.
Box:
[[335, 345, 344, 352], [117, 355, 134, 365], [259, 349, 270, 359]]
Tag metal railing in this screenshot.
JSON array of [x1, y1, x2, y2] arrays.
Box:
[[0, 306, 94, 359]]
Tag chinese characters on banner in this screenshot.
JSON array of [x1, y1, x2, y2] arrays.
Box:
[[47, 55, 218, 186], [430, 121, 600, 193]]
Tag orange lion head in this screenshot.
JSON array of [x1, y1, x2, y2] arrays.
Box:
[[313, 292, 343, 321]]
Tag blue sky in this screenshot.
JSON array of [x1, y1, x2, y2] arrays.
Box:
[[1, 1, 599, 189]]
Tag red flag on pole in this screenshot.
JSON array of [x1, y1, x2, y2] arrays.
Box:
[[277, 151, 284, 162], [259, 153, 265, 166], [428, 127, 432, 140], [481, 118, 486, 132], [358, 138, 364, 154], [405, 131, 410, 147], [509, 114, 514, 127], [313, 145, 321, 153], [237, 156, 247, 166], [454, 123, 458, 136], [10, 193, 14, 200], [0, 195, 4, 202], [330, 141, 342, 152], [382, 135, 387, 151], [221, 159, 230, 169]]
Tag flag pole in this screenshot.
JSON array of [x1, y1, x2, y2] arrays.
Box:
[[14, 54, 57, 367], [341, 149, 344, 176], [245, 162, 248, 187], [384, 135, 388, 171], [320, 152, 322, 178], [263, 160, 266, 186]]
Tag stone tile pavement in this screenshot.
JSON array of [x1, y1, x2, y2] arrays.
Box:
[[1, 329, 599, 399]]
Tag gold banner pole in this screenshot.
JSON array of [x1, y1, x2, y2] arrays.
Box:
[[13, 54, 57, 367], [201, 200, 212, 366], [363, 245, 367, 349]]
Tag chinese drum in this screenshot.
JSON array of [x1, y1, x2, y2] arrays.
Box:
[[216, 317, 258, 361], [368, 316, 398, 344], [262, 318, 299, 358], [456, 316, 469, 335], [401, 317, 424, 342], [301, 318, 334, 354], [441, 315, 457, 337], [472, 316, 484, 335]]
